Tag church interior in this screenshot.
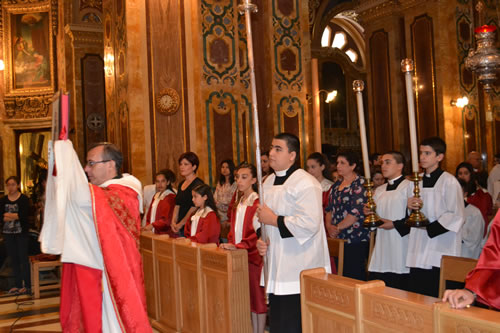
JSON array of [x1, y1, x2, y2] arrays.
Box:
[[0, 0, 499, 331]]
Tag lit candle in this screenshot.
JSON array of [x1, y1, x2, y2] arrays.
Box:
[[401, 59, 420, 173], [475, 25, 496, 33], [353, 80, 370, 179]]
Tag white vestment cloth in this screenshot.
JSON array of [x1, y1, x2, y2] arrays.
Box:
[[461, 203, 484, 259], [368, 177, 411, 274], [406, 171, 465, 269], [260, 168, 331, 295], [40, 140, 143, 333]]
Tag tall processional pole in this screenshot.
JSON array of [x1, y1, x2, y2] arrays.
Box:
[[238, 0, 268, 287]]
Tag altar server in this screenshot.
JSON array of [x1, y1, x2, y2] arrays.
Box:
[[367, 151, 411, 290], [407, 137, 465, 297], [185, 184, 220, 244], [256, 133, 331, 333], [221, 162, 266, 333], [143, 169, 177, 236], [457, 178, 484, 259]]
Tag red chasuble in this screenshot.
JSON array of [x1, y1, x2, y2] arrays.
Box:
[[60, 184, 151, 332], [465, 210, 500, 310]]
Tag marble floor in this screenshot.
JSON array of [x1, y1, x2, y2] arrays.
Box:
[[0, 290, 60, 332], [0, 290, 164, 332]]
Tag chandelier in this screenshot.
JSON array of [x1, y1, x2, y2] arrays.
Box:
[[465, 25, 500, 93]]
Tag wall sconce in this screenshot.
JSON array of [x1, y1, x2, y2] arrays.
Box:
[[450, 96, 469, 108], [320, 89, 338, 103], [0, 59, 4, 71]]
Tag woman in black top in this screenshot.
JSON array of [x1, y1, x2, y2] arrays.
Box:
[[1, 176, 31, 293], [171, 152, 204, 236]]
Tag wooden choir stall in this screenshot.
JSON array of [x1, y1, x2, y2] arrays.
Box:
[[300, 268, 500, 333], [140, 232, 252, 333]]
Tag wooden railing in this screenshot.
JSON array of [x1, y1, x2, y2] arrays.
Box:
[[300, 268, 500, 333], [140, 231, 252, 333]]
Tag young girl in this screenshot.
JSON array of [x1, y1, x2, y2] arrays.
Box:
[[214, 159, 237, 239], [220, 162, 266, 333], [184, 184, 220, 244], [143, 169, 177, 236], [306, 152, 334, 204]]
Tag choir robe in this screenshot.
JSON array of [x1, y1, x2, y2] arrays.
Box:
[[467, 189, 492, 237], [260, 167, 331, 295], [368, 176, 411, 275], [465, 209, 500, 310], [145, 189, 177, 236], [461, 202, 484, 259], [227, 192, 267, 314], [185, 207, 220, 244], [40, 140, 151, 332], [406, 169, 465, 269], [320, 178, 334, 213]]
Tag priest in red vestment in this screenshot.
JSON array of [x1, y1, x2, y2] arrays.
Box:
[[443, 209, 500, 310], [40, 141, 151, 332]]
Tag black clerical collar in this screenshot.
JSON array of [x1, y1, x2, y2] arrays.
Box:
[[386, 175, 404, 191], [422, 168, 444, 188], [274, 165, 299, 186]]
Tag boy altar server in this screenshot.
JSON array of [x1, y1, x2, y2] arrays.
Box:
[[256, 133, 331, 333], [407, 137, 465, 297], [367, 151, 412, 290]]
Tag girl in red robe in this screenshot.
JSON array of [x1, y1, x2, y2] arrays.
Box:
[[220, 162, 267, 333], [184, 184, 220, 244], [143, 169, 177, 236]]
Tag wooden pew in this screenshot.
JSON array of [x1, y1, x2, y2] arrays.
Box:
[[141, 232, 252, 333], [327, 238, 345, 276], [199, 247, 252, 333], [438, 255, 478, 298], [140, 232, 158, 320], [153, 236, 186, 332], [434, 302, 500, 332], [301, 268, 500, 333]]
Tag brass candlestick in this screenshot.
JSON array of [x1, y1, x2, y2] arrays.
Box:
[[406, 172, 429, 227], [363, 178, 382, 228]]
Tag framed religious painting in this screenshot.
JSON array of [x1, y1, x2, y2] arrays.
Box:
[[1, 1, 55, 96]]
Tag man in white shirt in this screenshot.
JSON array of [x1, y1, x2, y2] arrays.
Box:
[[256, 133, 330, 333]]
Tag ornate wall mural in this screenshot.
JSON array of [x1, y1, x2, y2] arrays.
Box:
[[272, 0, 304, 92], [201, 0, 250, 186]]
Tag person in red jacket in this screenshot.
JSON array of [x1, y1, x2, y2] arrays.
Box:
[[456, 162, 492, 236], [221, 162, 266, 333], [443, 209, 500, 310], [184, 184, 220, 244], [143, 169, 177, 236]]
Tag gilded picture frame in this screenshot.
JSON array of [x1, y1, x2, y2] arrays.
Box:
[[2, 1, 55, 96]]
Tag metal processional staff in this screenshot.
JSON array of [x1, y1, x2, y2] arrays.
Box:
[[238, 0, 269, 288]]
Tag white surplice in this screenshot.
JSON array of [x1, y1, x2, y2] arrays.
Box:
[[461, 203, 484, 259], [260, 168, 331, 295], [406, 171, 465, 269], [368, 177, 411, 274]]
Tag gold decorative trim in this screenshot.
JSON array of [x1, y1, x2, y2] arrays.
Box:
[[3, 94, 52, 118], [156, 88, 180, 116], [1, 1, 56, 96]]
